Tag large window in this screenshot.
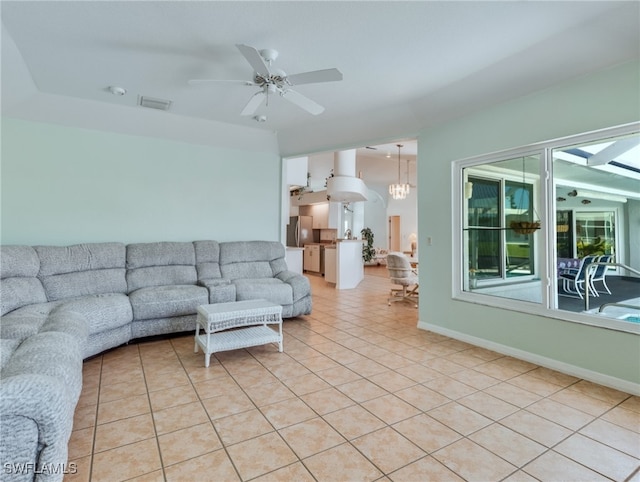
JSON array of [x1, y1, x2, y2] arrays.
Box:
[[463, 155, 541, 302], [454, 124, 640, 333]]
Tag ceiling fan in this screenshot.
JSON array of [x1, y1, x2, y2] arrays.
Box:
[[189, 44, 343, 117]]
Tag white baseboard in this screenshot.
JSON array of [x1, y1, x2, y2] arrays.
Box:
[[418, 321, 640, 396]]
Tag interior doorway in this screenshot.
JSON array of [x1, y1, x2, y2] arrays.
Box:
[[389, 215, 401, 251]]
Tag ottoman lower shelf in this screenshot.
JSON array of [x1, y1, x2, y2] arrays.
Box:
[[195, 325, 281, 356]]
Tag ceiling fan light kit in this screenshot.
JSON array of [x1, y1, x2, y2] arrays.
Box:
[[258, 48, 278, 63], [189, 44, 343, 118]]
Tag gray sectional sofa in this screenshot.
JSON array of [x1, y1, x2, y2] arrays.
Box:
[[0, 240, 311, 482]]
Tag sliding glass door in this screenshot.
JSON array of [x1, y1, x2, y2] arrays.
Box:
[[462, 154, 541, 302]]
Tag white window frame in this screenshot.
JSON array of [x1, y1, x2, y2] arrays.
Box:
[[452, 122, 640, 335], [464, 162, 542, 287]]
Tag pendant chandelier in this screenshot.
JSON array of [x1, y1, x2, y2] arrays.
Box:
[[389, 144, 410, 200]]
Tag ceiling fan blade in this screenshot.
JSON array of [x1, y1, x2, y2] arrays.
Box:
[[241, 90, 266, 116], [282, 89, 325, 115], [236, 44, 271, 77], [286, 68, 343, 86], [188, 79, 253, 85]]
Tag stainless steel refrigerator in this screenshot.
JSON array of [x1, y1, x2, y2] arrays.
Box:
[[287, 216, 313, 247]]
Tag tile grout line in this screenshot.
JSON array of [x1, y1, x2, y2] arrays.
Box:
[[77, 272, 639, 481], [168, 338, 244, 481], [130, 344, 164, 482], [279, 311, 636, 479]]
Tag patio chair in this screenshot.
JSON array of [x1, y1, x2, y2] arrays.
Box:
[[387, 252, 419, 307], [589, 254, 613, 296], [559, 255, 598, 299]]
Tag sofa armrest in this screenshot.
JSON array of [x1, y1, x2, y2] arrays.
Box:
[[276, 271, 311, 302], [198, 278, 230, 288], [0, 374, 73, 480], [0, 330, 84, 479], [198, 279, 236, 303]]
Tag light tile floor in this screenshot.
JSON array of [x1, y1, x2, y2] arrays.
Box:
[[66, 268, 640, 481]]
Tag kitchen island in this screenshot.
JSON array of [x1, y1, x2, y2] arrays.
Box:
[[324, 239, 364, 289]]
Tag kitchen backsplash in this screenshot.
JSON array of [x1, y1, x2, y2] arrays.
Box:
[[319, 229, 337, 242]]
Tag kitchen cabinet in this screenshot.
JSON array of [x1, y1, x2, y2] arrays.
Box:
[[304, 244, 321, 272], [291, 190, 329, 207], [324, 247, 336, 283], [311, 203, 329, 229], [299, 202, 340, 229]]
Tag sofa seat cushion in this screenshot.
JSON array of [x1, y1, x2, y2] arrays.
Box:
[[60, 294, 132, 335], [233, 278, 293, 306], [129, 285, 208, 321], [1, 331, 84, 455], [0, 302, 60, 342], [40, 305, 89, 344], [0, 339, 21, 372]]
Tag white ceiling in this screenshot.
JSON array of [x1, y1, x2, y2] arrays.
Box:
[[2, 1, 639, 157]]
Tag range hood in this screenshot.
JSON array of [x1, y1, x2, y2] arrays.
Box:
[[326, 149, 368, 203]]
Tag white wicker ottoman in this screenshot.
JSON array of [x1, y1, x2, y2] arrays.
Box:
[[194, 299, 283, 367]]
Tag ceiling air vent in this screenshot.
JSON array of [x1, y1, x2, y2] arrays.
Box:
[[138, 96, 172, 111]]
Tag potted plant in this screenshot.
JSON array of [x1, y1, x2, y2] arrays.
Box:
[[361, 227, 375, 263]]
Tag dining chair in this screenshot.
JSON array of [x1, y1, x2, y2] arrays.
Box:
[[386, 252, 419, 307], [589, 254, 613, 296], [559, 255, 598, 299]]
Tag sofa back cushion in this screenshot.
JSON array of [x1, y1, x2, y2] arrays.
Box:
[[35, 243, 127, 301], [194, 240, 222, 280], [126, 242, 197, 292], [0, 246, 48, 315], [219, 241, 287, 280]]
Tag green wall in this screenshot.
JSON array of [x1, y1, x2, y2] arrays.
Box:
[[417, 61, 640, 386], [1, 119, 281, 245]]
